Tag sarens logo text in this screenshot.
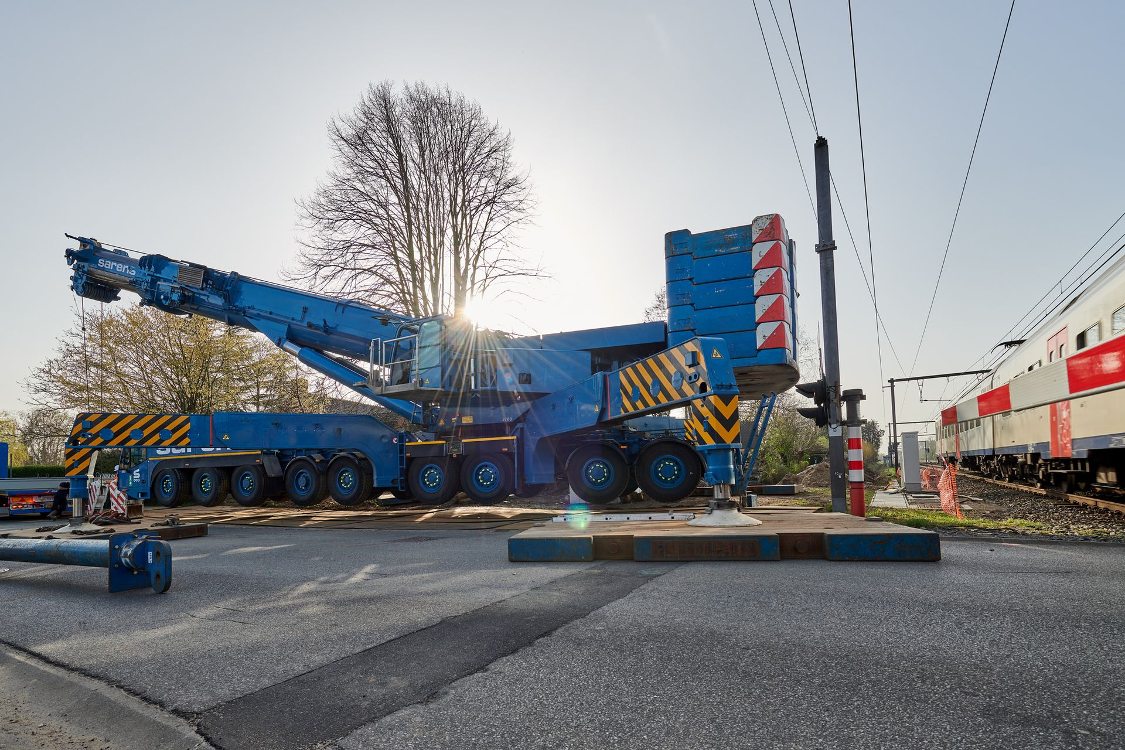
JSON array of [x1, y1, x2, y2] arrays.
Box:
[[96, 258, 137, 276]]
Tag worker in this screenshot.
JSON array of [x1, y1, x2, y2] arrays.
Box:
[[49, 481, 69, 519]]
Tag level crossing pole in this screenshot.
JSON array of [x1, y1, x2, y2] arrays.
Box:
[[843, 389, 866, 516], [813, 137, 847, 512]]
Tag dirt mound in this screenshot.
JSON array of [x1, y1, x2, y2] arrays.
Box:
[[784, 461, 830, 488]]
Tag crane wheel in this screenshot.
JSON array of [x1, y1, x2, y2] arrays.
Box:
[[230, 465, 268, 507], [191, 467, 230, 507], [152, 468, 188, 508], [460, 454, 514, 505], [327, 455, 373, 507], [566, 444, 630, 504], [285, 458, 328, 507], [407, 458, 460, 505], [635, 441, 701, 505]]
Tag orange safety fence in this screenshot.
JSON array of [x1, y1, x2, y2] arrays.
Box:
[[920, 467, 940, 492], [937, 463, 962, 518]]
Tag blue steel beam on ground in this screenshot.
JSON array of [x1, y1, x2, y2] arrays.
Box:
[[0, 532, 171, 593]]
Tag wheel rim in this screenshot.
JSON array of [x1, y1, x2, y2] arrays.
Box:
[[294, 469, 314, 495], [199, 475, 213, 495], [419, 463, 445, 493], [160, 475, 175, 497], [336, 468, 357, 493], [649, 454, 686, 490], [581, 458, 614, 491], [470, 461, 501, 493], [238, 472, 256, 494]]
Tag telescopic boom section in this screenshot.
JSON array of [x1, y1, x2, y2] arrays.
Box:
[[65, 235, 423, 422]]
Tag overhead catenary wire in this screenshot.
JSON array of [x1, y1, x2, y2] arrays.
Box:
[[909, 0, 1017, 375], [947, 231, 1125, 407], [958, 207, 1125, 376]]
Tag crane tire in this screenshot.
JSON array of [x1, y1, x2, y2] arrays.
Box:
[[191, 467, 229, 507], [635, 441, 702, 505], [230, 465, 268, 507]]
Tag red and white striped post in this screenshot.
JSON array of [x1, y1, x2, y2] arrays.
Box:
[[843, 389, 866, 517]]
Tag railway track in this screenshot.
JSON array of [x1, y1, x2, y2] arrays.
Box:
[[956, 469, 1125, 516]]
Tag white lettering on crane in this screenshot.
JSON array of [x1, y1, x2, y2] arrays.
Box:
[[96, 258, 138, 276]]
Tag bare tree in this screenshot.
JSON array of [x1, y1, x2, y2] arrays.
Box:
[[290, 81, 538, 317], [642, 287, 667, 323]]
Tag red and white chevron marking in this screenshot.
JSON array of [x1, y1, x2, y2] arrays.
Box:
[[107, 479, 128, 515], [943, 334, 1125, 424]]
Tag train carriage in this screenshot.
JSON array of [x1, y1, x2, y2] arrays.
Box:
[[936, 254, 1125, 492]]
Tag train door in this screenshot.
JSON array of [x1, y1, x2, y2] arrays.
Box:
[[1046, 327, 1072, 458]]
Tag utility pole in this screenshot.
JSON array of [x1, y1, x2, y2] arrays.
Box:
[[813, 137, 847, 512]]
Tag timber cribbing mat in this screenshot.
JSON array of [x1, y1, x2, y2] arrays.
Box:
[[508, 508, 941, 562], [144, 505, 561, 531]]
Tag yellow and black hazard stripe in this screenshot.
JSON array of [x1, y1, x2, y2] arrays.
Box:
[[616, 341, 706, 417], [64, 413, 192, 476], [684, 394, 740, 446]]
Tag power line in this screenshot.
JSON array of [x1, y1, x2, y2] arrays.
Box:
[[909, 0, 1017, 374], [767, 0, 816, 133], [757, 0, 902, 373], [830, 176, 906, 373], [846, 0, 887, 426], [752, 0, 816, 219], [786, 0, 817, 133]]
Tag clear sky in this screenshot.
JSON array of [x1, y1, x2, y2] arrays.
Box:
[[2, 0, 1122, 439]]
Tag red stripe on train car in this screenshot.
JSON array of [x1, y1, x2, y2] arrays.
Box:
[[976, 384, 1011, 416], [941, 406, 958, 426], [1067, 335, 1125, 393]]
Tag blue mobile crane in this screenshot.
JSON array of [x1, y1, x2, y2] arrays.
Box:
[[61, 214, 799, 509]]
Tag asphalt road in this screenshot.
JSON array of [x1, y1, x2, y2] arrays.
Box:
[[0, 520, 1122, 750]]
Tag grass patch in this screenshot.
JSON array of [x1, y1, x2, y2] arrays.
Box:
[[870, 507, 1052, 534]]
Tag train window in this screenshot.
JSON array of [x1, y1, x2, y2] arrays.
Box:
[[1057, 343, 1066, 359], [1114, 305, 1125, 335], [1077, 323, 1100, 350]]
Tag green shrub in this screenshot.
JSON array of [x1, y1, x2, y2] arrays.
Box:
[[9, 465, 66, 478]]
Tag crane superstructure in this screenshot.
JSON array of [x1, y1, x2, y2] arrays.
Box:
[[62, 214, 798, 509]]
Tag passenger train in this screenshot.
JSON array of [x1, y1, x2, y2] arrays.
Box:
[[935, 254, 1125, 493]]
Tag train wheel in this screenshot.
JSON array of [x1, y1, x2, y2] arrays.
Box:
[[407, 458, 460, 505], [1055, 475, 1071, 494], [460, 454, 514, 505], [327, 455, 373, 507], [191, 467, 229, 507], [230, 465, 267, 507], [285, 458, 328, 507], [566, 444, 629, 504], [635, 441, 702, 505], [152, 468, 188, 508]]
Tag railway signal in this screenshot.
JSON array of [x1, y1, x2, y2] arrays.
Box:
[[795, 378, 829, 427]]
